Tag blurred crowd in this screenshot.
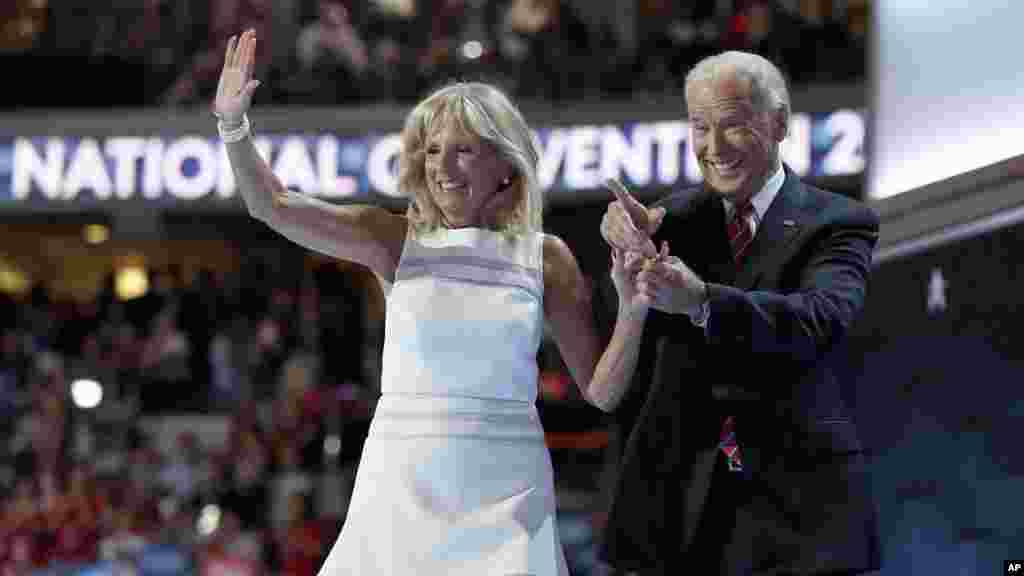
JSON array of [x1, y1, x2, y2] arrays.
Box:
[[0, 263, 375, 574], [0, 261, 371, 412], [1, 0, 868, 109], [0, 260, 604, 574]]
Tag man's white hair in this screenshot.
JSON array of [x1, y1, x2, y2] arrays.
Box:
[[685, 51, 791, 121]]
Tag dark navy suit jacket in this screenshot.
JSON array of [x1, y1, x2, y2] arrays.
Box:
[[599, 167, 881, 573]]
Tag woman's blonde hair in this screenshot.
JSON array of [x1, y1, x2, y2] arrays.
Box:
[[398, 81, 543, 236]]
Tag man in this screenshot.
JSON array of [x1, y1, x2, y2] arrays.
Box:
[[596, 51, 881, 574]]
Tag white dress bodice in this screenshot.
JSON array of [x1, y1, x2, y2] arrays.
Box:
[[379, 226, 545, 403]]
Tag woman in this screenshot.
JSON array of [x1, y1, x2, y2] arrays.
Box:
[[214, 29, 657, 574]]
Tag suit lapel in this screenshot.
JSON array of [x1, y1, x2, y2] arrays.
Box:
[[664, 188, 736, 286], [734, 169, 807, 290], [702, 196, 738, 286]]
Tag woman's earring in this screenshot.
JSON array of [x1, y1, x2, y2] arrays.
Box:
[[500, 176, 513, 189]]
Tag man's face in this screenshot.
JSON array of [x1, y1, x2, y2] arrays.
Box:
[[686, 70, 785, 202]]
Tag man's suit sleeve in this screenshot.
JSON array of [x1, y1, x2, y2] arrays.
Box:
[[704, 203, 879, 366]]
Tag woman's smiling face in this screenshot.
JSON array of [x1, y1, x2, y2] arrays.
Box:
[[423, 118, 512, 229]]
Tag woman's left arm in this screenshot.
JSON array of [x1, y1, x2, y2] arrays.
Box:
[[543, 235, 648, 412]]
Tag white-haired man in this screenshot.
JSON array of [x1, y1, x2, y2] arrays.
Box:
[[595, 51, 881, 574]]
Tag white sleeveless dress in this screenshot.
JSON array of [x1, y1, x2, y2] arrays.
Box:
[[317, 227, 569, 575]]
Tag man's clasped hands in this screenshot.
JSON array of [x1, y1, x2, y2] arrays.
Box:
[[601, 178, 709, 317]]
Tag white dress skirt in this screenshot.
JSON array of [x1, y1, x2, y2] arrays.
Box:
[[317, 227, 569, 575]]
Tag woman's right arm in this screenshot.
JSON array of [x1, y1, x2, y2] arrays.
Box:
[[216, 29, 406, 281], [226, 137, 406, 280]]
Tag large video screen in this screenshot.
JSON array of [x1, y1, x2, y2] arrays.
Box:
[[1, 110, 864, 209], [868, 2, 1023, 200]]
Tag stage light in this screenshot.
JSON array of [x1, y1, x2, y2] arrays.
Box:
[[461, 40, 483, 60], [70, 378, 103, 409], [83, 224, 109, 244], [197, 504, 221, 536], [115, 265, 148, 300], [0, 259, 28, 295], [324, 434, 341, 457]]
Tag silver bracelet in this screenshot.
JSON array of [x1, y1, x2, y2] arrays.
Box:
[[217, 114, 250, 143]]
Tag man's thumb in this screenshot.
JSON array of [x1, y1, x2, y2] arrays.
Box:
[[244, 80, 261, 100], [648, 206, 666, 235]]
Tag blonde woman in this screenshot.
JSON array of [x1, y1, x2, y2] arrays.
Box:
[[215, 29, 655, 574]]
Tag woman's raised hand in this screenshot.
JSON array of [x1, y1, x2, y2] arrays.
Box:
[[213, 29, 261, 125]]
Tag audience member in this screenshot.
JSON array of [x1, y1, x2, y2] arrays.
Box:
[[2, 0, 865, 107]]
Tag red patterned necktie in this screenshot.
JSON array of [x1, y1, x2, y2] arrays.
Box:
[[718, 415, 744, 472], [721, 198, 754, 473], [727, 198, 756, 264]]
